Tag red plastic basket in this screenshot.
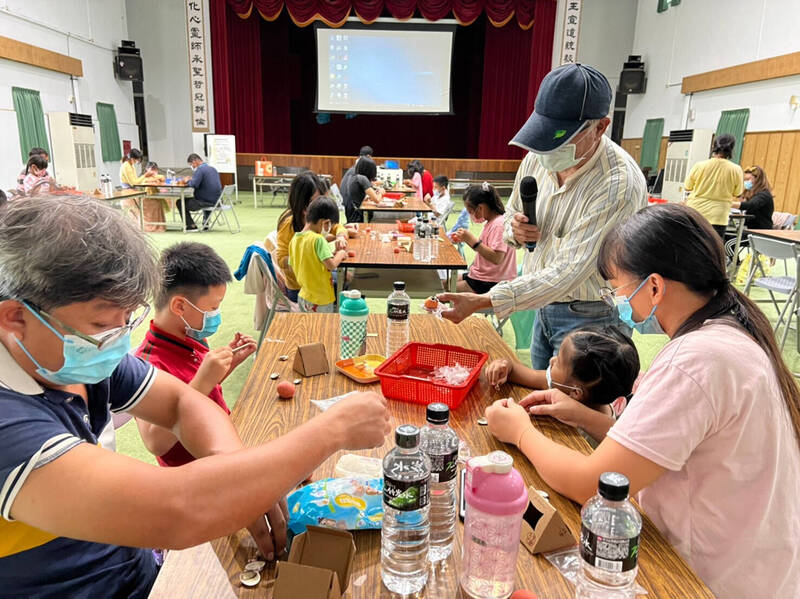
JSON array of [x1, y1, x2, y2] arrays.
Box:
[[383, 191, 405, 200], [374, 342, 488, 410]]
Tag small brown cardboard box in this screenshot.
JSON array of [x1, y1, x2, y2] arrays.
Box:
[[520, 486, 574, 554], [273, 526, 356, 599], [293, 342, 329, 377]]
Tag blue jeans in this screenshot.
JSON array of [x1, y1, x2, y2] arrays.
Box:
[[530, 301, 630, 370]]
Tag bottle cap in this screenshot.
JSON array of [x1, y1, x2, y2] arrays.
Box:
[[395, 424, 420, 448], [426, 402, 450, 424], [393, 281, 406, 290], [469, 450, 513, 475], [598, 471, 630, 501], [342, 290, 361, 299]]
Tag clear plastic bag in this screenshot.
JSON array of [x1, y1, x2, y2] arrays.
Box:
[[544, 545, 648, 595]]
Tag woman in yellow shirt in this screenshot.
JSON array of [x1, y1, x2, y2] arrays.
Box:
[[273, 172, 349, 303], [119, 149, 147, 187], [683, 134, 744, 239]]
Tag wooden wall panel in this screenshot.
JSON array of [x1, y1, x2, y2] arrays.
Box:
[[236, 153, 522, 186], [623, 130, 800, 214], [619, 137, 667, 172], [682, 51, 800, 94], [0, 35, 83, 77]]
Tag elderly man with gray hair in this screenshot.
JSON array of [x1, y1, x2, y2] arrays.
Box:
[[440, 64, 647, 369], [0, 195, 390, 597]]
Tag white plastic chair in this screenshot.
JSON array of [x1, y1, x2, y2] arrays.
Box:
[[744, 234, 800, 350]]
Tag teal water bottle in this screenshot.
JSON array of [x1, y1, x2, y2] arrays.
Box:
[[340, 290, 369, 359]]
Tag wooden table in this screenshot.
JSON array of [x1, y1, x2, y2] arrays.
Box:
[[338, 223, 467, 298], [135, 183, 195, 232], [250, 173, 333, 208], [92, 189, 148, 231], [747, 228, 800, 243], [360, 196, 432, 223], [150, 314, 714, 599]]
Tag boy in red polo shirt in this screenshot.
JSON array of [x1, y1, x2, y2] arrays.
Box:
[[135, 242, 256, 466]]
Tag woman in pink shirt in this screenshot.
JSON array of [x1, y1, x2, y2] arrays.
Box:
[[485, 203, 800, 598], [452, 183, 517, 294]]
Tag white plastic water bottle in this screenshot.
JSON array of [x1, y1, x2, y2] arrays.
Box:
[[430, 217, 440, 259], [413, 212, 422, 261], [419, 217, 431, 263], [420, 403, 459, 562], [381, 425, 431, 595], [576, 472, 642, 599], [385, 281, 410, 357]]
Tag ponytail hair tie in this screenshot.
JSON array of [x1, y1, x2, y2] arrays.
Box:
[[481, 181, 491, 192]]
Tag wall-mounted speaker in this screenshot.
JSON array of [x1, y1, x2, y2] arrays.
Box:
[[618, 55, 646, 94], [115, 40, 143, 82]]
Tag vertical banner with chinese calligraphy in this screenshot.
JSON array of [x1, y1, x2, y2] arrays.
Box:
[[186, 0, 210, 132], [560, 0, 582, 65]]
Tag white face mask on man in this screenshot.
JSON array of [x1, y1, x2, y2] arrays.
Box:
[[535, 125, 596, 173]]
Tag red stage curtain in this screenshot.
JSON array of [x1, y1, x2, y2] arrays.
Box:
[[210, 0, 232, 135], [477, 0, 555, 158], [225, 0, 543, 29]]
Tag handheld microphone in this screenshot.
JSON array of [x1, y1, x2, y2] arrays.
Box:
[[520, 176, 538, 251]]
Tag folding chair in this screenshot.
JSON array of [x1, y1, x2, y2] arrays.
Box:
[[196, 184, 241, 233], [252, 252, 298, 350], [743, 234, 800, 351]]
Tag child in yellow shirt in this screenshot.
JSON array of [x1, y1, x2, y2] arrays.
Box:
[[289, 197, 347, 312]]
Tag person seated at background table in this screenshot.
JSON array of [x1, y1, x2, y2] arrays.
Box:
[[342, 156, 383, 223], [484, 204, 800, 599], [485, 325, 639, 444], [0, 194, 390, 598], [276, 173, 349, 303], [16, 147, 49, 191], [731, 165, 773, 231], [20, 155, 52, 196], [140, 161, 167, 233], [404, 160, 434, 201], [423, 174, 453, 220], [135, 241, 256, 466], [340, 145, 373, 196], [684, 134, 743, 239], [180, 153, 222, 231], [290, 197, 348, 313], [119, 148, 148, 188], [450, 183, 517, 293]]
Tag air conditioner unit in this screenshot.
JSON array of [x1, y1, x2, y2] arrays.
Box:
[[47, 112, 97, 192], [661, 128, 713, 202]]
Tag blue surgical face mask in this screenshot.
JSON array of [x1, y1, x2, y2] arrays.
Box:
[[744, 180, 753, 190], [181, 298, 221, 340], [15, 303, 131, 385], [615, 278, 665, 335]]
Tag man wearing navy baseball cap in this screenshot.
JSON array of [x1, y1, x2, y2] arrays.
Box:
[[441, 63, 647, 370]]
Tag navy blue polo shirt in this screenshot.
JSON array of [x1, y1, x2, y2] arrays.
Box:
[[0, 344, 159, 598]]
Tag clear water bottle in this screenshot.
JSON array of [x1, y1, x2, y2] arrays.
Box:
[[413, 212, 423, 260], [460, 451, 528, 599], [420, 403, 459, 562], [381, 425, 431, 595], [386, 281, 410, 357], [430, 217, 440, 259], [576, 472, 642, 599], [419, 217, 431, 263]]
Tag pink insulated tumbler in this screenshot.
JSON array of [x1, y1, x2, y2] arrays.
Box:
[[460, 451, 529, 599]]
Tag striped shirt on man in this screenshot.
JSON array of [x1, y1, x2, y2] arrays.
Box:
[[489, 136, 648, 319]]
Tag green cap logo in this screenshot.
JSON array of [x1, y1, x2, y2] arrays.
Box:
[[553, 129, 567, 139]]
